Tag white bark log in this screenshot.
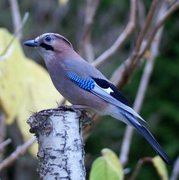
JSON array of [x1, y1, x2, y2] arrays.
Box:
[[27, 106, 86, 180]]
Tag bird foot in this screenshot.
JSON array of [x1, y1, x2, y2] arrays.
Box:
[[80, 110, 92, 127]]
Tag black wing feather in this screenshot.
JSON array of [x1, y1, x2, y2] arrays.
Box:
[[92, 78, 130, 106]]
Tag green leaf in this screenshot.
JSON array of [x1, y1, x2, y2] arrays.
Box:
[[152, 156, 168, 180], [89, 148, 123, 180]]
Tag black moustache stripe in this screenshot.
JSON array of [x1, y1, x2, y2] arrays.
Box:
[[40, 43, 54, 51]]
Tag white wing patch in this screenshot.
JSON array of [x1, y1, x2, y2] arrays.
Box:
[[104, 87, 114, 94]]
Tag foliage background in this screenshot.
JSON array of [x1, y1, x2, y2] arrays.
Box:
[[0, 0, 179, 179]]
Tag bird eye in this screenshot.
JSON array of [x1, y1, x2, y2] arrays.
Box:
[[45, 35, 52, 42]]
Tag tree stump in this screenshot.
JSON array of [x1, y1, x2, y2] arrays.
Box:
[[27, 106, 86, 180]]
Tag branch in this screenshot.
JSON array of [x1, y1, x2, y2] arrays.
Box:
[[170, 156, 179, 180], [27, 106, 86, 179], [0, 139, 12, 152], [92, 0, 137, 68], [0, 112, 6, 145], [0, 137, 36, 171], [135, 0, 158, 53], [139, 1, 179, 58], [129, 157, 153, 180], [112, 1, 179, 88], [0, 12, 29, 60], [137, 0, 145, 29], [9, 0, 22, 39], [111, 0, 158, 87], [119, 3, 165, 165], [79, 0, 100, 62]]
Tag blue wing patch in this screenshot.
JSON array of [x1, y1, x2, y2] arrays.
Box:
[[67, 72, 95, 91]]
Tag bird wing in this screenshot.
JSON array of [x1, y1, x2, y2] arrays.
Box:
[[67, 72, 146, 125]]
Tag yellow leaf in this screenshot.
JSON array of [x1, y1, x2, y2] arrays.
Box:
[[152, 156, 168, 180], [0, 28, 27, 123]]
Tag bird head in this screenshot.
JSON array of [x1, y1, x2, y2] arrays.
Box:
[[24, 33, 73, 61]]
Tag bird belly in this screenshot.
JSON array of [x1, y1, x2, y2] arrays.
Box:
[[51, 75, 108, 113]]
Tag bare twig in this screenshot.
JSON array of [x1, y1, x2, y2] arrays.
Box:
[[137, 0, 145, 29], [170, 156, 179, 180], [0, 112, 6, 144], [92, 0, 137, 68], [119, 3, 165, 165], [0, 137, 36, 171], [0, 12, 29, 59], [79, 0, 100, 62], [0, 112, 6, 160], [9, 0, 22, 39], [0, 139, 12, 152], [135, 0, 158, 53], [140, 1, 179, 58], [112, 1, 179, 88], [111, 0, 158, 87], [129, 157, 152, 180]]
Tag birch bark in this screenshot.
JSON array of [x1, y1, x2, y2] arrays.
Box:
[[28, 106, 86, 180]]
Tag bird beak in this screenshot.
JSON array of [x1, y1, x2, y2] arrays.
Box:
[[23, 40, 39, 47]]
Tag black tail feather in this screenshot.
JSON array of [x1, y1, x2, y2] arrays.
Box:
[[121, 111, 173, 165]]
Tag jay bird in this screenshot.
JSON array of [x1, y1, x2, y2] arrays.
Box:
[[24, 33, 172, 164]]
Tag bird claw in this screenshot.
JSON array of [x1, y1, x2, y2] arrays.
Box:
[[80, 110, 92, 127]]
